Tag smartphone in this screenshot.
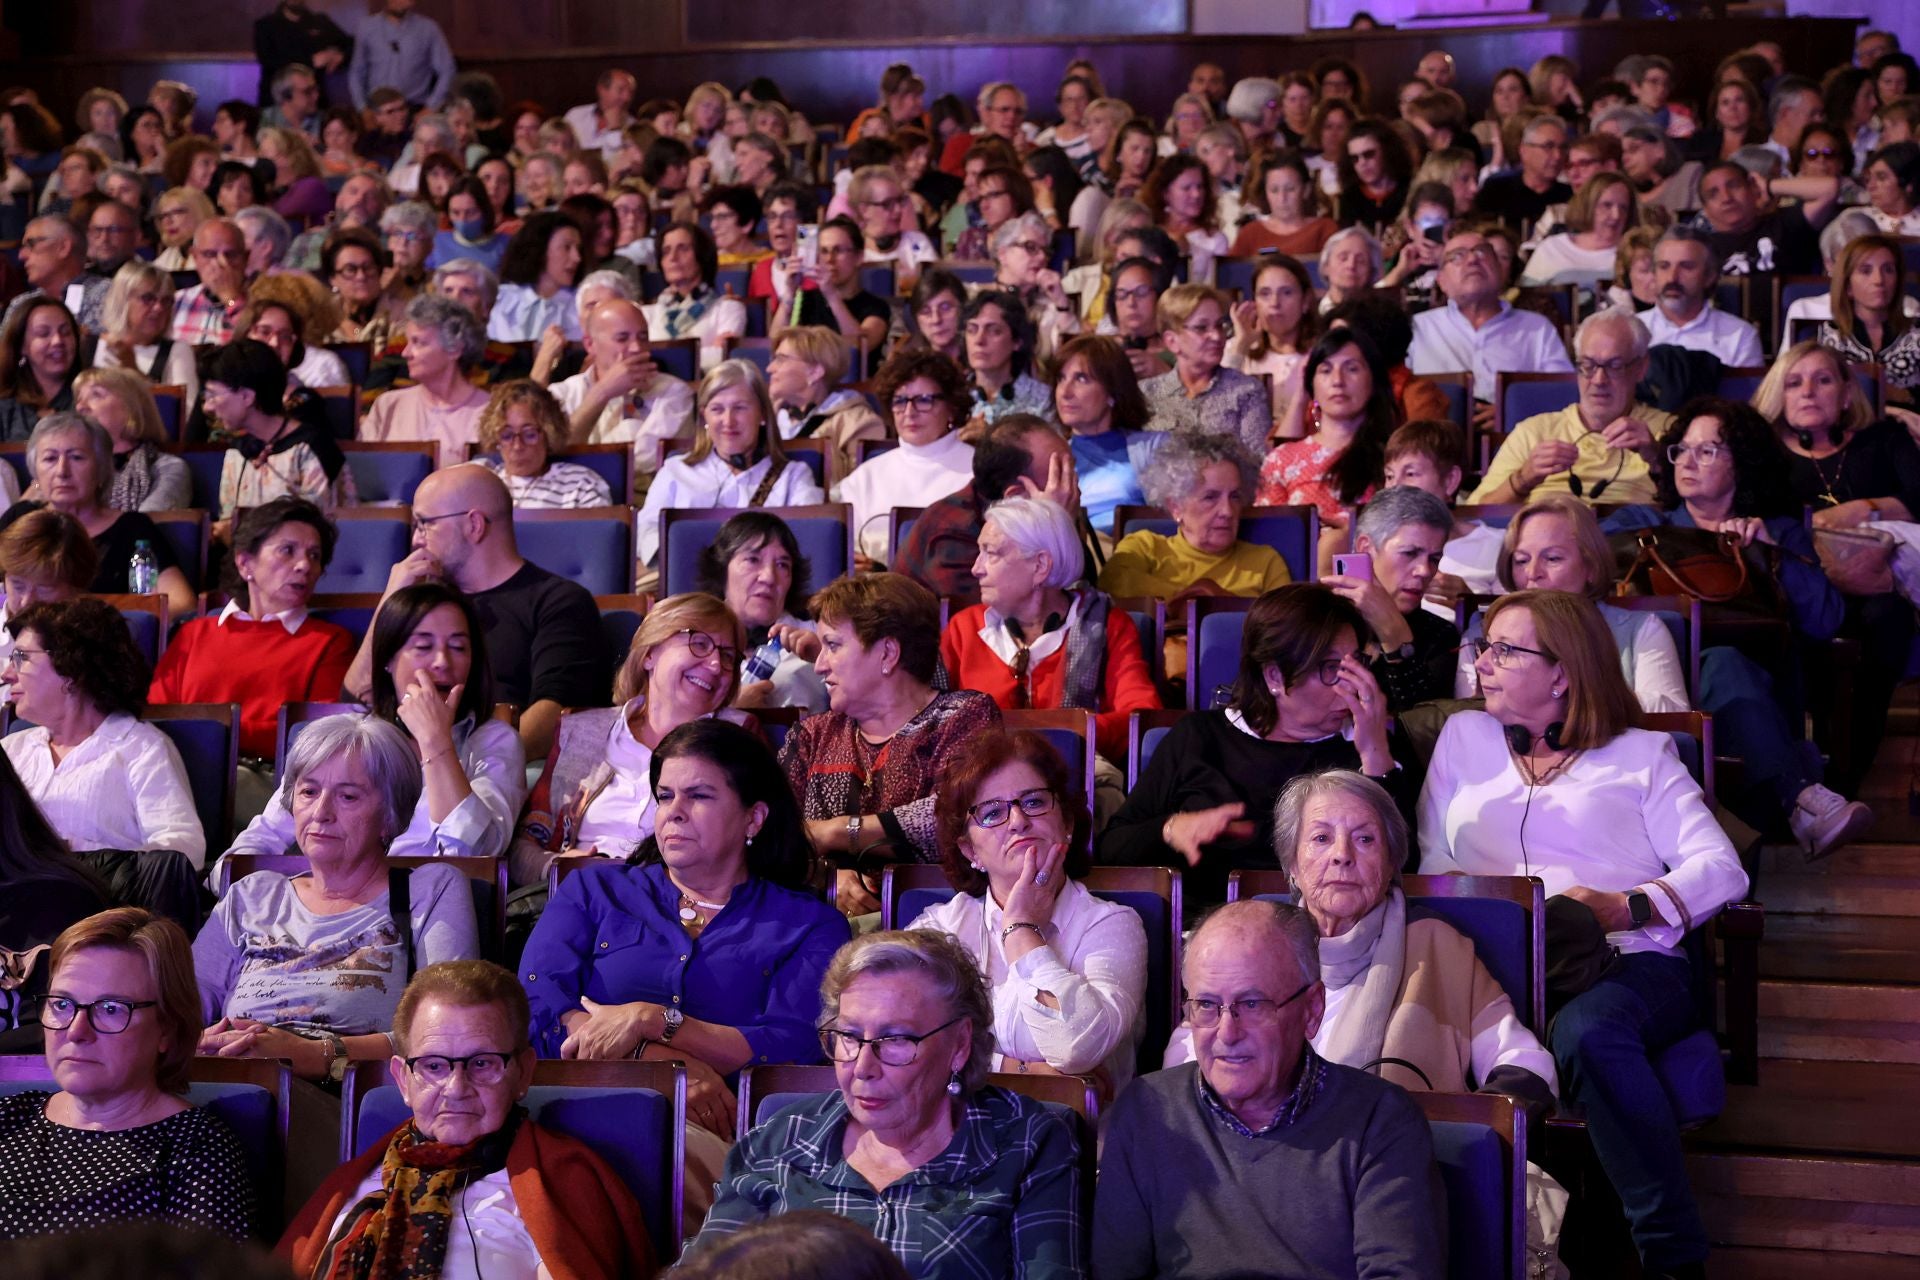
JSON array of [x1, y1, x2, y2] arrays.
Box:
[[797, 223, 820, 270], [1421, 222, 1446, 245], [1332, 553, 1374, 581]]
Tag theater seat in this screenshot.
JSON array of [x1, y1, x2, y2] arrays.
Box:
[[316, 510, 412, 595], [514, 507, 637, 596], [1415, 1091, 1526, 1280]]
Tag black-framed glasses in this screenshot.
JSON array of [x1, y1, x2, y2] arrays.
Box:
[[412, 509, 476, 535], [891, 392, 942, 414], [968, 788, 1056, 829], [1469, 637, 1556, 668], [820, 1015, 964, 1066], [1184, 980, 1315, 1029], [676, 629, 741, 667], [40, 995, 158, 1034], [1575, 357, 1639, 380], [404, 1051, 515, 1085]]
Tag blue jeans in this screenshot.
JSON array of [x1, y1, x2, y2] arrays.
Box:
[[1550, 950, 1709, 1269], [1698, 645, 1816, 823]]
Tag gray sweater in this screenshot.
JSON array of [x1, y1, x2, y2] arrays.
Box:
[[1092, 1062, 1445, 1280]]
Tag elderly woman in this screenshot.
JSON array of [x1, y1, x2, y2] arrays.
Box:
[[697, 510, 830, 713], [963, 290, 1054, 428], [767, 324, 888, 482], [1258, 327, 1397, 530], [1140, 284, 1272, 459], [779, 574, 1001, 913], [1420, 589, 1748, 1279], [280, 959, 655, 1279], [911, 729, 1148, 1095], [1, 414, 195, 617], [71, 368, 191, 512], [1054, 335, 1152, 539], [150, 186, 212, 271], [0, 299, 79, 443], [361, 294, 491, 469], [194, 715, 480, 1083], [476, 378, 612, 509], [323, 227, 407, 346], [1316, 225, 1381, 315], [646, 221, 748, 372], [636, 360, 824, 569], [0, 599, 203, 867], [0, 908, 252, 1240], [1101, 584, 1408, 908], [1322, 485, 1460, 711], [1819, 232, 1920, 398], [988, 212, 1082, 366], [220, 582, 525, 882], [1862, 141, 1920, 237], [837, 349, 976, 566], [513, 593, 748, 885], [1098, 429, 1290, 602], [1521, 173, 1641, 288], [523, 720, 847, 1150], [489, 211, 585, 344], [1225, 255, 1318, 432], [149, 497, 352, 758], [687, 929, 1085, 1276], [203, 341, 355, 527], [849, 165, 936, 285], [91, 261, 200, 404], [379, 200, 438, 300]]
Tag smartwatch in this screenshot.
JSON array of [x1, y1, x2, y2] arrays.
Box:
[[659, 1006, 685, 1045], [1627, 891, 1653, 930]]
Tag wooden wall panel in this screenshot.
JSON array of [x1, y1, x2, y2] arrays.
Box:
[[682, 0, 1184, 43]]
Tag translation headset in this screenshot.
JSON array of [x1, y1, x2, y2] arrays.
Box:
[[1567, 452, 1625, 503], [1504, 720, 1566, 755], [1795, 424, 1846, 452]]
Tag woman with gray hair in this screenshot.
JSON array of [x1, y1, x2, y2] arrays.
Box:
[[991, 210, 1083, 364], [192, 714, 480, 1083], [1316, 225, 1382, 315], [687, 929, 1086, 1277], [1325, 485, 1460, 711], [91, 260, 199, 404], [1099, 429, 1290, 602], [360, 293, 491, 468], [378, 200, 439, 300]]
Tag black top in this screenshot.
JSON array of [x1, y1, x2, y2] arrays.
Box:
[[1474, 174, 1572, 234], [790, 289, 892, 376], [1098, 709, 1419, 910], [0, 1092, 253, 1241], [1704, 206, 1819, 278], [0, 384, 75, 444], [0, 877, 110, 1054], [473, 560, 613, 712], [1370, 608, 1461, 713], [1338, 184, 1407, 234], [1782, 419, 1920, 514], [251, 6, 352, 106], [0, 502, 183, 592]]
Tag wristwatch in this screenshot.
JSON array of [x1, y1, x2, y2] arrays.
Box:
[[1627, 891, 1653, 930], [1382, 641, 1417, 664], [846, 813, 864, 850], [318, 1031, 348, 1083], [659, 1006, 685, 1045]]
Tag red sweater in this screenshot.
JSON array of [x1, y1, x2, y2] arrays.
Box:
[[149, 615, 354, 758], [940, 603, 1162, 760]]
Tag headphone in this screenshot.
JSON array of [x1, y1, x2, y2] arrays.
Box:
[[1795, 425, 1846, 451], [1504, 720, 1566, 755]]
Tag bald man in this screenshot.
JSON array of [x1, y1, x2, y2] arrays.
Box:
[[170, 219, 250, 344], [344, 465, 611, 766], [549, 299, 695, 473]]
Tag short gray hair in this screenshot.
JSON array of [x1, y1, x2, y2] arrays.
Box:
[[1622, 124, 1680, 179], [411, 113, 458, 157], [1225, 77, 1284, 124], [380, 199, 439, 239], [991, 211, 1051, 259], [1574, 307, 1651, 360], [1729, 145, 1783, 181], [819, 930, 996, 1093], [233, 205, 292, 267], [1820, 208, 1880, 269], [403, 292, 485, 364], [1354, 485, 1452, 552], [26, 412, 114, 504], [1521, 115, 1569, 146], [984, 496, 1082, 589], [1654, 223, 1720, 278], [976, 81, 1025, 113], [433, 257, 499, 314], [1318, 225, 1383, 281], [1271, 769, 1409, 884], [575, 269, 638, 322], [1766, 78, 1821, 128], [271, 63, 316, 102], [1592, 105, 1656, 135], [279, 714, 423, 844], [1187, 899, 1321, 988], [1139, 429, 1258, 510]]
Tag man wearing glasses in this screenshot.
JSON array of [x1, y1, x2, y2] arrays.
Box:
[[2, 216, 108, 336], [168, 220, 250, 345], [1408, 225, 1573, 414], [1477, 115, 1574, 233], [1094, 900, 1444, 1279]]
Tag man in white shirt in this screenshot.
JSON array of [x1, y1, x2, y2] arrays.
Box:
[[1407, 225, 1573, 423], [549, 299, 695, 476], [562, 70, 635, 163], [1635, 225, 1764, 368]]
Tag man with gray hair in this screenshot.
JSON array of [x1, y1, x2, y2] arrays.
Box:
[[1476, 114, 1572, 231], [1332, 486, 1459, 710], [4, 215, 107, 335], [1094, 899, 1445, 1279], [1469, 308, 1670, 505], [1638, 224, 1763, 367], [1620, 124, 1701, 217], [234, 204, 293, 278], [359, 292, 489, 468], [263, 63, 322, 139], [1224, 77, 1284, 154], [285, 171, 393, 272], [1761, 76, 1823, 170]]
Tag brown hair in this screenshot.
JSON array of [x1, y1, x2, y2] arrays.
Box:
[[1497, 494, 1615, 599], [612, 592, 744, 706], [1563, 171, 1638, 236], [1384, 418, 1467, 477], [871, 347, 970, 432], [49, 908, 200, 1094], [1483, 590, 1640, 749], [1230, 584, 1371, 738], [478, 378, 570, 455], [1830, 232, 1912, 345], [0, 507, 98, 589], [71, 367, 167, 447], [392, 959, 532, 1056], [808, 572, 942, 686], [933, 731, 1092, 895], [1753, 340, 1872, 436], [1241, 255, 1320, 362], [1052, 334, 1149, 431]]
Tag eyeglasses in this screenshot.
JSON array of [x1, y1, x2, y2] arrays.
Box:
[[412, 509, 476, 534], [1444, 244, 1497, 266], [1667, 442, 1727, 464], [1183, 318, 1234, 337], [1575, 357, 1640, 380], [1802, 147, 1838, 159], [1011, 240, 1049, 257], [1312, 655, 1348, 687], [1469, 637, 1556, 667], [40, 995, 158, 1034], [676, 629, 741, 667], [335, 262, 380, 278], [968, 787, 1057, 829], [495, 428, 545, 447], [1, 646, 46, 671], [404, 1051, 514, 1085], [820, 1014, 964, 1066], [387, 230, 428, 245], [977, 188, 1011, 202], [891, 392, 943, 414], [1348, 147, 1382, 162], [1112, 284, 1157, 304], [1184, 980, 1315, 1029], [863, 195, 908, 211]]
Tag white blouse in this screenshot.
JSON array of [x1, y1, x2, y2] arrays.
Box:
[[1517, 233, 1618, 287], [573, 702, 753, 858], [1417, 711, 1749, 959], [3, 712, 205, 868], [634, 450, 825, 566], [834, 429, 976, 563], [909, 878, 1149, 1092], [489, 285, 582, 343]]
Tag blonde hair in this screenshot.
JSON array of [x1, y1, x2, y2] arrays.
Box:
[[1753, 340, 1871, 435], [1498, 494, 1617, 599], [153, 186, 214, 247], [612, 592, 744, 706], [847, 164, 906, 209], [1155, 282, 1230, 334], [100, 259, 175, 339], [72, 366, 166, 446], [257, 125, 321, 181], [688, 359, 786, 467], [1089, 197, 1152, 266], [774, 325, 851, 386], [478, 378, 570, 455]]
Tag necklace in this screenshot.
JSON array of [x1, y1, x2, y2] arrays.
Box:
[[1807, 445, 1849, 508], [677, 891, 727, 924]]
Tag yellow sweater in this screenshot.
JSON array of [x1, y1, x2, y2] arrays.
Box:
[[1097, 530, 1292, 600]]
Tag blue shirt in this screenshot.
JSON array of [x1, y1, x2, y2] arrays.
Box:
[[428, 229, 509, 275], [349, 10, 456, 109], [520, 860, 850, 1064], [1070, 429, 1152, 536]]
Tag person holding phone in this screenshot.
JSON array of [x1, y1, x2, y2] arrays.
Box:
[[1324, 486, 1460, 711]]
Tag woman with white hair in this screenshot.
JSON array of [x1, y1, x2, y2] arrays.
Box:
[[360, 294, 490, 469], [194, 714, 481, 1083], [378, 200, 439, 300], [91, 260, 199, 404], [991, 211, 1082, 365], [234, 205, 294, 277], [1317, 225, 1382, 315]]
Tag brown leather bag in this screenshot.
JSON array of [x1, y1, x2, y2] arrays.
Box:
[[1610, 527, 1786, 618]]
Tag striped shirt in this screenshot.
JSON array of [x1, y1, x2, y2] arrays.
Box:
[[692, 1085, 1086, 1279], [479, 458, 612, 510]]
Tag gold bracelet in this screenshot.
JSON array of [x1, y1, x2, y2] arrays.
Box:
[[419, 745, 454, 768]]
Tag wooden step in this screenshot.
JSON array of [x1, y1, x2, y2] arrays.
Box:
[[1755, 981, 1920, 1064], [1690, 1152, 1920, 1257], [1708, 1245, 1920, 1277], [1756, 915, 1920, 986], [1692, 1059, 1920, 1159], [1754, 843, 1920, 916]]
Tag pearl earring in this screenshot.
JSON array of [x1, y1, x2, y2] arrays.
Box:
[[1552, 688, 1565, 699], [946, 1071, 963, 1096]]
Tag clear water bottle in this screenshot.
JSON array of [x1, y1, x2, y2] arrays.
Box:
[[128, 540, 159, 595], [743, 636, 783, 683]]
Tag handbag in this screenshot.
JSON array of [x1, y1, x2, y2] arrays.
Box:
[[1609, 526, 1785, 618], [1544, 895, 1620, 1019], [1813, 524, 1897, 596]]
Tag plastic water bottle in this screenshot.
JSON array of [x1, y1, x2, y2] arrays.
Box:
[[128, 540, 159, 595], [743, 636, 783, 683]]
